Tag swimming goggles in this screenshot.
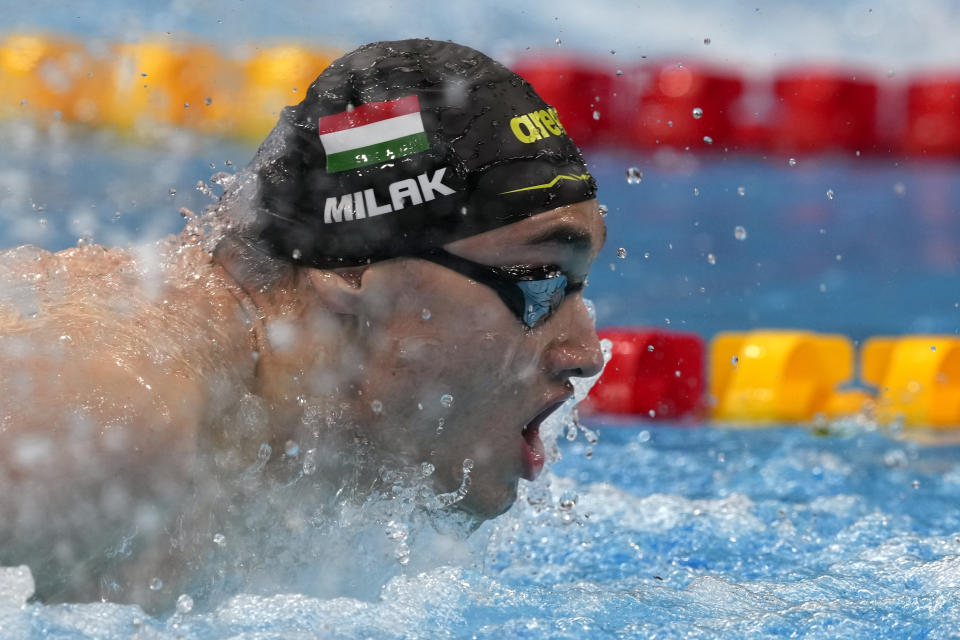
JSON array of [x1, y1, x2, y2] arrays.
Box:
[[415, 249, 582, 328]]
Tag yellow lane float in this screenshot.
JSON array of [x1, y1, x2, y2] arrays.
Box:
[[862, 335, 960, 427], [710, 330, 871, 423]]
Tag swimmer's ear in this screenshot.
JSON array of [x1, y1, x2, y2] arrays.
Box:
[[304, 267, 367, 315]]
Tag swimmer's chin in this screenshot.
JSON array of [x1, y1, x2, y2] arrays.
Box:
[[453, 479, 519, 524]]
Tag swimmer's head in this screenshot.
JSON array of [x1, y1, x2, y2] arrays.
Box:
[[212, 39, 605, 521], [237, 38, 596, 268]]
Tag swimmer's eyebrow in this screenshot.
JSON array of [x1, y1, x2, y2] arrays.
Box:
[[523, 224, 596, 253]]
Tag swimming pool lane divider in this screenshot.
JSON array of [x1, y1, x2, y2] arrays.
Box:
[[582, 329, 960, 428], [3, 32, 960, 156]]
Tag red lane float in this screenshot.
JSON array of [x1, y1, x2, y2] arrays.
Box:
[[770, 69, 879, 153], [582, 328, 705, 418], [905, 75, 960, 156], [627, 62, 743, 151]]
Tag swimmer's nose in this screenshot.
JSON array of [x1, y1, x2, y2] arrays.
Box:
[[544, 297, 604, 380]]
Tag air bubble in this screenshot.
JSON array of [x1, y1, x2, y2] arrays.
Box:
[[617, 247, 627, 259], [421, 308, 431, 320], [291, 248, 302, 260], [615, 69, 623, 76], [693, 187, 700, 196], [692, 107, 703, 119], [598, 203, 608, 217], [592, 110, 600, 120], [420, 461, 435, 476], [555, 38, 562, 46], [788, 158, 797, 167], [704, 37, 711, 45], [706, 253, 717, 265], [284, 440, 299, 456], [734, 225, 747, 241], [648, 409, 656, 418], [168, 188, 176, 197], [440, 394, 454, 408], [584, 447, 593, 459], [731, 356, 739, 368], [647, 345, 654, 352], [625, 167, 642, 184], [371, 400, 383, 414], [148, 578, 163, 591], [675, 370, 682, 377], [737, 186, 746, 196], [826, 189, 835, 200], [213, 533, 226, 547], [703, 136, 713, 144]]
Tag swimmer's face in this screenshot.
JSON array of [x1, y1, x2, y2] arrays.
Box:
[[352, 199, 605, 519]]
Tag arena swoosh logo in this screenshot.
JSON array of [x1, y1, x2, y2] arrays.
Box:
[[499, 173, 592, 194]]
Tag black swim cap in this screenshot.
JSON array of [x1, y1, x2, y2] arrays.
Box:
[[248, 38, 597, 268]]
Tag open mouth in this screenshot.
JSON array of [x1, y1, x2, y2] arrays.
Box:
[[520, 399, 567, 481]]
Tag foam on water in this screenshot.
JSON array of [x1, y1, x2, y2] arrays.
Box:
[[4, 415, 960, 638]]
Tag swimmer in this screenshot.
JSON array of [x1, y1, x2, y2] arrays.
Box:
[[0, 39, 605, 608]]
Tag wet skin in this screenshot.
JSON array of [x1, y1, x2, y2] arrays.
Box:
[[256, 198, 607, 518], [0, 198, 605, 604]]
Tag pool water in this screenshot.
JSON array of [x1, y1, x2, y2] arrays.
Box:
[[4, 421, 960, 638], [1, 126, 960, 638]]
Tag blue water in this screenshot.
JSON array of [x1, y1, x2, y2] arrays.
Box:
[[2, 127, 960, 638], [4, 423, 960, 638]]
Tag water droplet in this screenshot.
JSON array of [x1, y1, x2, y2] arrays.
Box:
[[302, 449, 317, 475], [212, 533, 226, 547], [168, 188, 176, 197], [617, 247, 627, 259], [421, 308, 431, 320], [675, 370, 682, 377], [788, 157, 797, 167], [692, 187, 700, 196], [706, 253, 717, 265], [912, 479, 921, 489], [558, 491, 578, 509], [893, 182, 906, 196], [291, 248, 302, 260], [692, 107, 703, 119], [703, 37, 711, 45], [931, 345, 937, 352], [462, 458, 474, 471], [647, 345, 655, 352], [703, 136, 713, 144], [584, 447, 593, 459], [148, 578, 163, 591], [592, 110, 600, 120], [204, 96, 212, 106], [598, 203, 608, 217], [440, 394, 454, 408], [625, 167, 642, 184], [615, 69, 623, 76], [731, 356, 739, 368], [737, 186, 746, 196], [284, 440, 299, 457], [819, 283, 827, 292], [183, 102, 190, 108], [826, 189, 835, 200], [555, 38, 562, 46], [371, 400, 383, 414], [609, 49, 616, 55], [175, 594, 194, 614], [257, 442, 272, 462], [420, 461, 435, 476], [734, 225, 747, 241]]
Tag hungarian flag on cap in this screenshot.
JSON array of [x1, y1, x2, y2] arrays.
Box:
[[317, 95, 430, 173]]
